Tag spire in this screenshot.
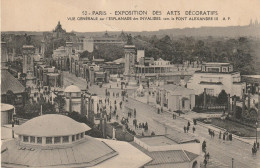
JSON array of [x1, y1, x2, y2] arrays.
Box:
[[250, 19, 253, 26]]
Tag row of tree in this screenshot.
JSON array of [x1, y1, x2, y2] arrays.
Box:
[[134, 35, 256, 75]]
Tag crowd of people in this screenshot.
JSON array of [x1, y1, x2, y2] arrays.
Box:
[[183, 121, 196, 134]]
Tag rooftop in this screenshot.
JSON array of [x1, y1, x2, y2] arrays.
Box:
[[113, 58, 125, 64], [64, 85, 81, 93], [158, 84, 194, 95], [137, 135, 199, 145], [1, 103, 14, 112], [203, 62, 230, 65], [131, 142, 199, 168], [137, 136, 177, 146], [2, 136, 117, 168], [1, 70, 25, 95], [14, 114, 91, 137]]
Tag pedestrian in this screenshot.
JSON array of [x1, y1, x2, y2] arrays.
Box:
[[226, 132, 229, 141], [192, 126, 195, 133], [252, 147, 256, 154], [184, 126, 186, 133], [206, 152, 210, 160], [188, 121, 190, 127], [202, 140, 206, 152], [204, 159, 207, 167], [145, 122, 148, 131], [223, 133, 225, 140], [229, 133, 232, 141], [219, 131, 222, 139]]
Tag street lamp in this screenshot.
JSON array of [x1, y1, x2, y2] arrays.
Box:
[[256, 121, 258, 144]]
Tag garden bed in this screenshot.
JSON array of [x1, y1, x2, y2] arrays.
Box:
[[197, 118, 257, 137]]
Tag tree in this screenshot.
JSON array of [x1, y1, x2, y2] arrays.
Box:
[[217, 90, 228, 105], [54, 95, 66, 113], [235, 106, 242, 119]]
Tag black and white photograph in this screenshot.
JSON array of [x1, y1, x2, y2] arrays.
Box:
[[1, 0, 260, 167]]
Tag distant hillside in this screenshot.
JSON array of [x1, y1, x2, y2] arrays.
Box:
[[73, 25, 260, 38], [3, 25, 260, 38]]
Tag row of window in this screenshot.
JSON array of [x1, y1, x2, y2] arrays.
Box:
[[21, 132, 85, 144]]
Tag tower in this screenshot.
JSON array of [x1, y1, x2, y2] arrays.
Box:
[[22, 45, 35, 74], [22, 45, 36, 87], [1, 42, 8, 69], [124, 34, 136, 84], [41, 40, 46, 58]]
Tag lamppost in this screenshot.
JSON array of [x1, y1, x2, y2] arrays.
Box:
[[256, 121, 258, 144], [12, 107, 16, 139]]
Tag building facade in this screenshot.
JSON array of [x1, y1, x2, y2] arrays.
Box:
[[187, 62, 246, 98], [156, 84, 195, 112]]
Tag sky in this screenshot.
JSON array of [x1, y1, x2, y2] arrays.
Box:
[[1, 0, 260, 32]]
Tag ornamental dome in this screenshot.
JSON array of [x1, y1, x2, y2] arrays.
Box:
[[64, 85, 81, 93], [14, 114, 90, 137]]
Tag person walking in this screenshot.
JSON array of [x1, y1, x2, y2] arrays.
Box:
[[184, 126, 186, 133], [192, 126, 195, 133], [202, 140, 206, 153]]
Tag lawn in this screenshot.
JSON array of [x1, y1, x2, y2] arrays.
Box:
[[199, 118, 257, 137]]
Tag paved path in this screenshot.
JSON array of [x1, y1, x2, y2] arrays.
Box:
[[63, 72, 260, 168]]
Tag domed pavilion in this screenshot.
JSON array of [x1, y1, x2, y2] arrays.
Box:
[[1, 114, 118, 167], [64, 84, 82, 113]]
